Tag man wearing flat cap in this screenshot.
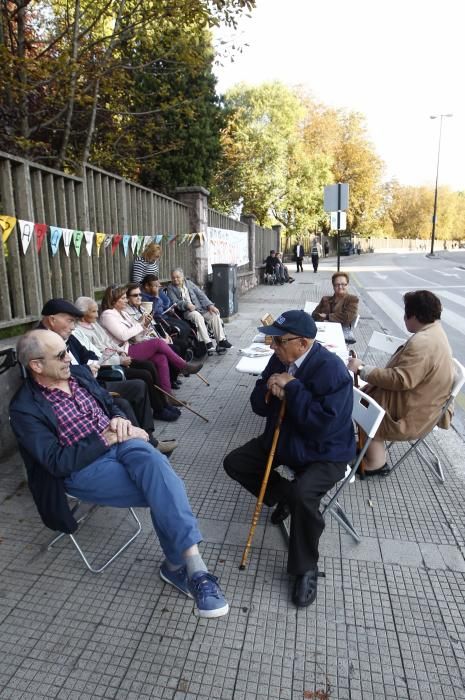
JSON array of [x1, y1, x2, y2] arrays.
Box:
[[224, 310, 355, 607]]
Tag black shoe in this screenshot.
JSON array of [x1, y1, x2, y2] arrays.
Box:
[[153, 407, 179, 422], [270, 501, 290, 525], [363, 463, 390, 477], [171, 379, 182, 389], [206, 341, 215, 357], [292, 569, 318, 608], [181, 360, 204, 376], [218, 339, 232, 349], [288, 278, 295, 283], [216, 346, 227, 355]]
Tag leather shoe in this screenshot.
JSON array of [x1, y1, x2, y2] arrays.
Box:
[[363, 463, 390, 477], [292, 569, 318, 608], [181, 359, 204, 376], [270, 501, 290, 525]]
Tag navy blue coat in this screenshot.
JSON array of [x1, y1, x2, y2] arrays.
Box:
[[9, 366, 125, 533], [251, 342, 356, 469]]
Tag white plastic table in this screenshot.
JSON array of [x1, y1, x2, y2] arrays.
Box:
[[236, 322, 348, 375]]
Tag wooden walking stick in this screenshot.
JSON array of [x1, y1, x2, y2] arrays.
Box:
[[153, 384, 209, 423], [349, 349, 366, 478], [195, 372, 210, 386], [239, 398, 286, 570]]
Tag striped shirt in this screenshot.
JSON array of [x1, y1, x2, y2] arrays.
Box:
[[132, 256, 159, 283], [38, 377, 110, 447]]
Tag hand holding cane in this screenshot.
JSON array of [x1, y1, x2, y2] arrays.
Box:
[[239, 398, 286, 570]]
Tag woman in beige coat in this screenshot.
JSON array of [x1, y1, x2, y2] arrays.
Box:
[[348, 290, 454, 475]]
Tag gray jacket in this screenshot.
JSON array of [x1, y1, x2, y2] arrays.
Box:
[[166, 280, 213, 313]]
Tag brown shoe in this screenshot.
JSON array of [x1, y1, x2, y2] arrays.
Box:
[[181, 360, 204, 376], [156, 439, 178, 455]]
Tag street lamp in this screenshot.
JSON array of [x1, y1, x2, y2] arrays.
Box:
[[429, 113, 453, 256]]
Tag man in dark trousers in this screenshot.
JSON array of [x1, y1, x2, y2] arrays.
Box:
[[293, 240, 305, 272], [224, 310, 355, 607]]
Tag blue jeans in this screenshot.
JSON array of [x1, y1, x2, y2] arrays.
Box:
[[64, 440, 202, 565]]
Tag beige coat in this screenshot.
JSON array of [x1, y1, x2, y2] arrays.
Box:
[[312, 293, 359, 326], [362, 321, 454, 441]]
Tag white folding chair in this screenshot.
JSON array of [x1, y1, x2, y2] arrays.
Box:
[[47, 496, 142, 573], [353, 314, 360, 329], [362, 330, 405, 361], [304, 301, 318, 314], [387, 358, 465, 484], [280, 388, 385, 544], [321, 388, 385, 542]]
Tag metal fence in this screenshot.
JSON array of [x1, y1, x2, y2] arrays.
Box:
[[255, 224, 279, 265], [0, 152, 192, 328]]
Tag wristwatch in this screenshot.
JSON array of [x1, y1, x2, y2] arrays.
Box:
[[356, 365, 365, 377]]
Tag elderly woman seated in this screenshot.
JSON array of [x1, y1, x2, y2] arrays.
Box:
[[98, 285, 204, 398], [73, 296, 180, 421], [312, 271, 359, 342], [348, 290, 455, 476]]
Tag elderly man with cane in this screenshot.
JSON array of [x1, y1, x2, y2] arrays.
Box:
[[224, 310, 355, 607]]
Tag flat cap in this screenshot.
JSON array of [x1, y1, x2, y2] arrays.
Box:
[[41, 298, 84, 317]]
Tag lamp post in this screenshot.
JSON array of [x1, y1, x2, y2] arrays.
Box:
[[429, 113, 453, 256]]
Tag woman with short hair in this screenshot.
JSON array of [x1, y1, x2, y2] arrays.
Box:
[[348, 290, 455, 475], [312, 271, 359, 342], [132, 242, 162, 283]]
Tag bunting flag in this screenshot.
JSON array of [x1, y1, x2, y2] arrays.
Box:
[[95, 232, 106, 255], [154, 234, 163, 244], [144, 235, 153, 248], [49, 226, 63, 256], [62, 228, 74, 256], [19, 219, 35, 254], [122, 234, 130, 256], [1, 215, 16, 248], [136, 235, 144, 255], [111, 233, 122, 254], [84, 230, 94, 256], [178, 233, 189, 245], [34, 223, 48, 253], [130, 235, 138, 254], [104, 234, 113, 249], [73, 230, 84, 256], [187, 233, 197, 245], [167, 232, 177, 245]]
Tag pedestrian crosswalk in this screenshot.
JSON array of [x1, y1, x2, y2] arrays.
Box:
[[365, 289, 465, 338]]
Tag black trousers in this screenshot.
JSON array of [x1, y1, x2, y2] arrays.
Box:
[[296, 257, 303, 272], [124, 360, 165, 412], [311, 254, 319, 272], [105, 378, 154, 433], [223, 436, 346, 575]]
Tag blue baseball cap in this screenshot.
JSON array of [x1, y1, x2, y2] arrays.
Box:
[[257, 310, 317, 338]]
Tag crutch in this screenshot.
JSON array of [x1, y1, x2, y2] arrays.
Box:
[[239, 399, 286, 570]]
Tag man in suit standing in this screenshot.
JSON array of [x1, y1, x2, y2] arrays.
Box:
[[293, 240, 305, 273]]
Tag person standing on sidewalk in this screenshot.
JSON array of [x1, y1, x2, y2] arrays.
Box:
[[293, 240, 305, 272], [224, 311, 355, 608], [310, 239, 322, 273]]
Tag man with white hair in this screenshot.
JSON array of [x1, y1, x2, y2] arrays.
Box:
[[166, 268, 231, 356], [10, 329, 229, 619]]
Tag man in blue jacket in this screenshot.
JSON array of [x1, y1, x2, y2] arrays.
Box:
[[224, 310, 355, 607], [10, 329, 229, 619]]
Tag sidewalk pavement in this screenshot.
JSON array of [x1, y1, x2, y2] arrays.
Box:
[[1, 264, 465, 700]]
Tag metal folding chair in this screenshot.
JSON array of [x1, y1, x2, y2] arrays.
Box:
[[321, 388, 385, 542], [47, 496, 142, 573], [304, 301, 318, 314], [280, 388, 385, 544], [387, 358, 465, 484], [362, 330, 405, 361]]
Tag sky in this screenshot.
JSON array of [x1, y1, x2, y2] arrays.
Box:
[[214, 0, 464, 191]]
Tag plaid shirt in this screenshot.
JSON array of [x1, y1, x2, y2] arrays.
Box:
[[38, 377, 110, 447]]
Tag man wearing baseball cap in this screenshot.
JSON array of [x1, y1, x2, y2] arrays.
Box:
[[224, 310, 355, 607]]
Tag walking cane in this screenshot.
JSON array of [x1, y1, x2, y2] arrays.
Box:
[[195, 372, 210, 386], [153, 384, 209, 423], [239, 398, 286, 570], [349, 349, 366, 478]]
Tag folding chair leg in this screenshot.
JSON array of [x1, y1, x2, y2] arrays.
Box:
[[388, 438, 445, 484], [327, 501, 361, 543], [48, 506, 142, 573]]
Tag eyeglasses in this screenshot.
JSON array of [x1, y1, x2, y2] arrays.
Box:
[[271, 336, 303, 346], [129, 293, 142, 298], [31, 349, 69, 362]]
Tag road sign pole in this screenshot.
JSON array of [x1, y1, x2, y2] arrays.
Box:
[[337, 184, 342, 272]]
